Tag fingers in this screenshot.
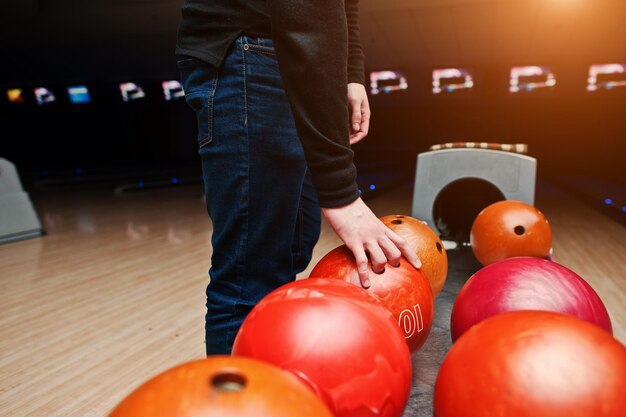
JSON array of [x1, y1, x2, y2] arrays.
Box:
[[350, 236, 407, 290], [360, 100, 371, 136], [352, 248, 371, 289], [365, 242, 387, 274], [349, 131, 367, 145], [323, 198, 420, 291], [350, 101, 362, 134], [349, 101, 370, 145], [347, 81, 370, 142], [378, 236, 402, 268], [386, 229, 422, 270]]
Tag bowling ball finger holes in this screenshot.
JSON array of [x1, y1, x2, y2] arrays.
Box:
[[514, 226, 525, 236], [436, 242, 443, 253], [211, 371, 247, 393]]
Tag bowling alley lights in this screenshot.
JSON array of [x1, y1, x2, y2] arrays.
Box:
[[432, 68, 474, 94], [587, 64, 626, 92], [6, 88, 24, 103], [34, 87, 56, 105], [356, 184, 376, 196], [163, 80, 185, 101], [603, 198, 626, 214], [509, 66, 556, 93], [5, 64, 626, 105], [119, 82, 146, 102], [68, 85, 92, 104], [369, 70, 408, 95]]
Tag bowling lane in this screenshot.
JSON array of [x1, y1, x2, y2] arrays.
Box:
[[324, 180, 625, 417], [0, 178, 624, 417], [0, 185, 210, 417], [536, 182, 626, 338], [403, 248, 480, 416]]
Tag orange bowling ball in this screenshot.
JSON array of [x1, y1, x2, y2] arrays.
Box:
[[310, 245, 434, 352], [470, 200, 552, 266], [380, 214, 448, 297], [109, 356, 333, 417], [434, 311, 626, 417]]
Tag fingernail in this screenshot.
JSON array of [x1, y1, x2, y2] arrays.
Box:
[[363, 278, 371, 288], [353, 123, 360, 130]]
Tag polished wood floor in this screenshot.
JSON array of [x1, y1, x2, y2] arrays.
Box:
[[0, 181, 624, 417]]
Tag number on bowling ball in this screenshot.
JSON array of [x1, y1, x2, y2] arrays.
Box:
[[309, 244, 435, 352], [399, 304, 424, 338]]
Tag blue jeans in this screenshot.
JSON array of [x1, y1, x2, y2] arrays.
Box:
[[177, 35, 321, 355]]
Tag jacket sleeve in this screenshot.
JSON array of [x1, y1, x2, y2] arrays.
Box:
[[346, 0, 365, 85], [267, 0, 360, 208]]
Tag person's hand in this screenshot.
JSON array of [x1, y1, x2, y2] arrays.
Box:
[[322, 197, 422, 289], [347, 83, 371, 145]]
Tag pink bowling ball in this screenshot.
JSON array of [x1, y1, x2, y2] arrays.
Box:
[[451, 257, 612, 341]]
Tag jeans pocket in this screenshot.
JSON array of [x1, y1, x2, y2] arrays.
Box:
[[243, 43, 280, 77], [177, 58, 219, 148], [244, 43, 276, 55], [185, 92, 213, 148]]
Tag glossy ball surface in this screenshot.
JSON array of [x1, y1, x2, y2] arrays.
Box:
[[435, 311, 626, 417], [450, 257, 612, 341], [232, 278, 412, 417], [380, 215, 448, 297], [471, 200, 552, 266], [310, 245, 434, 352], [109, 356, 334, 417]]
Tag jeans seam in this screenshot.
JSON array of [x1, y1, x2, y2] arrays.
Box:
[[187, 67, 218, 149], [204, 69, 219, 146], [234, 36, 250, 317], [245, 43, 275, 55], [198, 137, 211, 148], [243, 36, 250, 300], [247, 49, 276, 56], [240, 38, 249, 127], [199, 86, 212, 148]]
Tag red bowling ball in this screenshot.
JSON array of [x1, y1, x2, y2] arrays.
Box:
[[451, 257, 612, 341], [232, 278, 412, 417], [435, 311, 626, 417], [471, 200, 552, 266], [309, 244, 434, 352], [109, 356, 334, 417]]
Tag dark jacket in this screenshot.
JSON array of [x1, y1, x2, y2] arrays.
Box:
[[176, 0, 364, 207]]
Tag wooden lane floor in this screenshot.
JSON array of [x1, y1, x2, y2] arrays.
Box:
[[0, 181, 624, 417], [0, 186, 211, 417]]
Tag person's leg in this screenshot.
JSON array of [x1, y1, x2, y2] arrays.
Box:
[[178, 36, 321, 355]]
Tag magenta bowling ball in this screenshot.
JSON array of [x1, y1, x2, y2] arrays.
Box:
[[451, 257, 612, 341]]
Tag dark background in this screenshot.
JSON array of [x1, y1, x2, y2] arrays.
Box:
[[1, 0, 625, 183]]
